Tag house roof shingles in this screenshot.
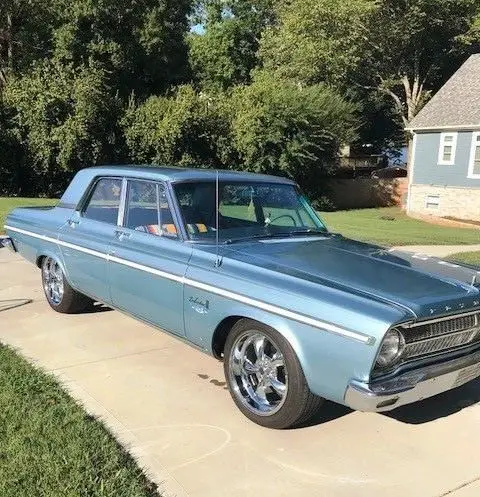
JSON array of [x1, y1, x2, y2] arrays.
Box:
[[408, 54, 480, 130]]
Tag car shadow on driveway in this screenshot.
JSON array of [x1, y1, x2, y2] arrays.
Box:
[[295, 401, 353, 429], [0, 299, 33, 312], [384, 378, 480, 424], [298, 378, 480, 428]]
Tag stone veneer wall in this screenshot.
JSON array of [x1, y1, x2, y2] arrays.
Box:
[[408, 184, 480, 221]]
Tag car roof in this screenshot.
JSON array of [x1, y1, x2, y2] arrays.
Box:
[[86, 165, 296, 185], [59, 165, 296, 208]]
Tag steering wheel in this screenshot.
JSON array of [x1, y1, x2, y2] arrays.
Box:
[[266, 214, 298, 227]]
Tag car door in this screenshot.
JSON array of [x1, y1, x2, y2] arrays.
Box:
[[58, 176, 122, 303], [108, 179, 192, 336]]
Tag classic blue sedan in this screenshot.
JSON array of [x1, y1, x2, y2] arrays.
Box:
[[3, 166, 480, 428]]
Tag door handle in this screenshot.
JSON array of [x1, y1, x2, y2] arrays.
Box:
[[114, 230, 131, 240], [67, 218, 80, 227]]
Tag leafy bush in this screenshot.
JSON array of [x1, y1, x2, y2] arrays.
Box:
[[226, 71, 358, 196], [123, 85, 231, 168]]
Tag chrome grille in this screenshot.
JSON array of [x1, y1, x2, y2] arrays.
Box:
[[401, 312, 480, 361], [406, 313, 478, 343], [404, 329, 480, 359]]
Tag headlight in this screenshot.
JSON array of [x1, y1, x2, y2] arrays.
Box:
[[376, 328, 405, 368]]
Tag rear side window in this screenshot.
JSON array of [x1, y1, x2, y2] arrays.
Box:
[[123, 180, 178, 238], [83, 178, 122, 224]]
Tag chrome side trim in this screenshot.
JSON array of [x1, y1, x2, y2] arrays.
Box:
[[4, 225, 374, 345]]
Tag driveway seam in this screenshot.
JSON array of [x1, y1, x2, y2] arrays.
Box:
[[437, 475, 480, 497], [51, 346, 173, 371]]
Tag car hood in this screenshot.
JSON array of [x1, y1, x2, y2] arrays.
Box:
[[224, 235, 480, 320]]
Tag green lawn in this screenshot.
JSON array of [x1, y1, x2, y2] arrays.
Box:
[[1, 197, 56, 233], [0, 344, 160, 497], [447, 251, 480, 268], [320, 207, 480, 246]]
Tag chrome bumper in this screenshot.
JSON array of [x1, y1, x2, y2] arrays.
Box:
[[0, 237, 17, 252], [345, 350, 480, 412]]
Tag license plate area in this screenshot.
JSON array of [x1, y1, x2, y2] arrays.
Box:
[[453, 362, 480, 388]]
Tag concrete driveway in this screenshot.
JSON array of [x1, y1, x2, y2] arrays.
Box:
[[1, 248, 480, 497]]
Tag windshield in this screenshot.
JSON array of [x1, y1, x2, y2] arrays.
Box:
[[173, 181, 328, 242]]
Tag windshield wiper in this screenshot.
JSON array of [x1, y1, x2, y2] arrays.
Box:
[[223, 229, 330, 244], [282, 229, 330, 237]]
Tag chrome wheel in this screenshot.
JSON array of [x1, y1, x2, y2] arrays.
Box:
[[42, 258, 64, 306], [228, 330, 288, 416]]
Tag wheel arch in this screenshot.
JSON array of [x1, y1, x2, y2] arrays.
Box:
[[211, 312, 303, 363], [35, 251, 73, 287], [211, 315, 245, 359], [36, 254, 46, 268]]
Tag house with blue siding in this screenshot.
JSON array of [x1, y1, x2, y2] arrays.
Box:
[[406, 54, 480, 222]]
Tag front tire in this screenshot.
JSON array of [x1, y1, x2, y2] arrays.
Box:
[[41, 257, 93, 313], [224, 319, 323, 429]]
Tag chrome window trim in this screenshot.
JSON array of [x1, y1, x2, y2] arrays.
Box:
[[4, 225, 374, 345], [78, 176, 124, 226], [119, 178, 184, 241], [117, 177, 128, 227]]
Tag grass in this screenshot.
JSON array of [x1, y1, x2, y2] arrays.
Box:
[[1, 198, 479, 246], [0, 344, 161, 497], [1, 197, 56, 233], [320, 207, 480, 246], [447, 251, 480, 268]]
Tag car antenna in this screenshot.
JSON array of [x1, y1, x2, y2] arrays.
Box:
[[214, 169, 222, 267]]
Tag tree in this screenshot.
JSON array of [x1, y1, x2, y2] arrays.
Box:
[[0, 0, 57, 90], [189, 0, 275, 89], [52, 0, 193, 97], [362, 0, 480, 126], [4, 61, 125, 194], [259, 0, 375, 88], [259, 0, 480, 138]]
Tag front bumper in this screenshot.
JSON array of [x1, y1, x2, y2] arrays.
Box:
[[0, 236, 17, 252], [345, 350, 480, 412]]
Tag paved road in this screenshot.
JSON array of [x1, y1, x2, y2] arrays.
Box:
[[394, 245, 480, 258], [1, 249, 480, 497]]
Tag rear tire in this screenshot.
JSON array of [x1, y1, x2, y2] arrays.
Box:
[[224, 318, 324, 429], [41, 257, 93, 313]]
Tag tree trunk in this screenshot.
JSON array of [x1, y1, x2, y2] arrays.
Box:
[[6, 13, 12, 67]]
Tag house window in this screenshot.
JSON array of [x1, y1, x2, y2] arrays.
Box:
[[468, 132, 480, 178], [425, 195, 440, 209], [437, 132, 457, 165]]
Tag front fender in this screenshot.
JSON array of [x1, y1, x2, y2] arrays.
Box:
[[184, 288, 381, 405]]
